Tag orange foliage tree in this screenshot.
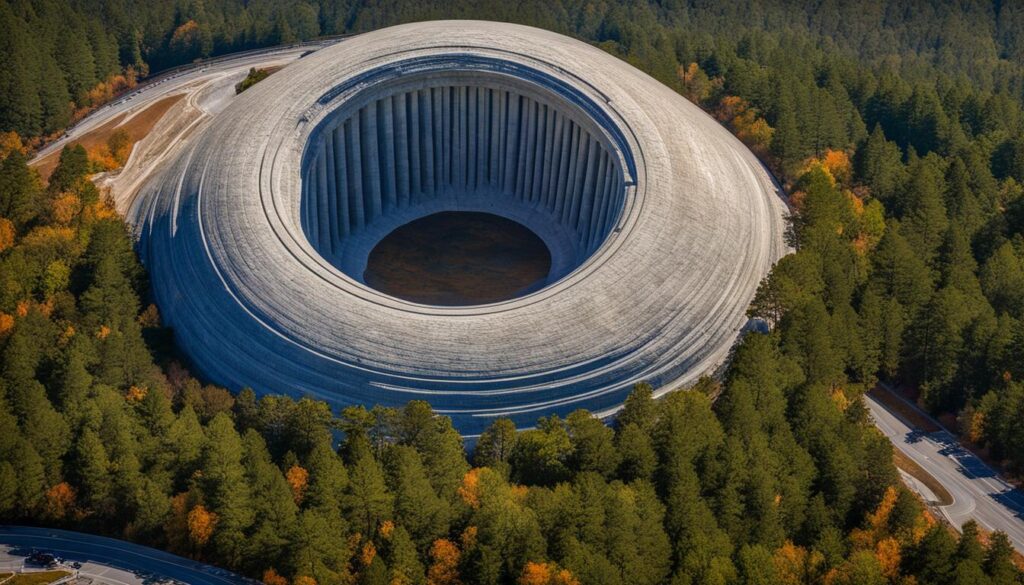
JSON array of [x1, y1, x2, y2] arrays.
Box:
[[125, 385, 148, 403], [262, 568, 288, 585], [286, 465, 309, 504], [426, 539, 461, 585], [187, 504, 218, 547], [773, 541, 826, 585], [677, 62, 715, 105], [821, 149, 852, 184], [0, 131, 25, 158], [0, 218, 14, 253], [715, 96, 774, 154], [44, 482, 77, 519], [457, 468, 482, 509], [51, 193, 81, 225], [0, 312, 14, 338], [518, 562, 580, 585]]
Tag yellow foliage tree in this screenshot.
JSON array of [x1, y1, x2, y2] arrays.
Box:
[[0, 131, 25, 159], [126, 385, 148, 403], [286, 464, 309, 504], [0, 218, 13, 253], [677, 62, 713, 104], [734, 112, 775, 154], [293, 577, 317, 585], [822, 150, 852, 184], [427, 539, 461, 585], [458, 468, 482, 509], [874, 537, 901, 579], [773, 541, 825, 585], [51, 193, 81, 225], [108, 129, 133, 166]]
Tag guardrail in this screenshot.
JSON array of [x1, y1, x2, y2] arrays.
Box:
[[125, 34, 353, 97]]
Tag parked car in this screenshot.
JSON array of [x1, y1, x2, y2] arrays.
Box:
[[27, 550, 58, 567]]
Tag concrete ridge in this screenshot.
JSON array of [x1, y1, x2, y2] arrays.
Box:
[[134, 20, 790, 432]]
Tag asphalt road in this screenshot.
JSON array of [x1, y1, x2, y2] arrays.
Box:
[[866, 393, 1024, 551], [31, 39, 341, 165], [0, 526, 255, 585]]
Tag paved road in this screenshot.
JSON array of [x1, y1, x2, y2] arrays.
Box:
[[31, 39, 341, 165], [866, 393, 1024, 550], [0, 526, 255, 585]]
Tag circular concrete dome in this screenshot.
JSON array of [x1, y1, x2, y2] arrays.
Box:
[[132, 20, 789, 434]]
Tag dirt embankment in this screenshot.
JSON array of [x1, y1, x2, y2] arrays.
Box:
[[32, 94, 185, 181]]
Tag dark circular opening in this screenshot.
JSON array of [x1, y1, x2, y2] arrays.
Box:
[[363, 212, 552, 306]]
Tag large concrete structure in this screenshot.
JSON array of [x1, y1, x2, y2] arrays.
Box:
[[132, 21, 789, 433]]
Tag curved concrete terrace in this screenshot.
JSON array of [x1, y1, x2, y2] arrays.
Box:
[[132, 21, 789, 434]]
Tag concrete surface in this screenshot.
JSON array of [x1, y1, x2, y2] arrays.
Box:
[[866, 394, 1024, 551], [131, 20, 790, 434], [0, 526, 253, 585]]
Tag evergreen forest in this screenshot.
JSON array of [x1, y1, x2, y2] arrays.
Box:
[[3, 1, 1024, 584]]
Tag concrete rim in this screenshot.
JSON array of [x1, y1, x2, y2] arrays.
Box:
[[135, 20, 789, 433]]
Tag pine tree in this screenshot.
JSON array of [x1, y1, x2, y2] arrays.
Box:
[[981, 242, 1024, 316], [74, 428, 112, 514], [474, 418, 517, 471], [385, 525, 425, 585], [0, 150, 42, 232], [304, 439, 349, 515], [48, 145, 90, 195], [397, 401, 467, 499], [200, 413, 254, 568], [902, 155, 949, 265], [384, 445, 448, 552], [345, 448, 393, 536], [984, 532, 1018, 585], [565, 410, 618, 478], [614, 423, 656, 483], [241, 430, 298, 574], [854, 126, 905, 208], [0, 7, 43, 136]]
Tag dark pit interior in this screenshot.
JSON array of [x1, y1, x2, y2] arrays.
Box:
[[363, 211, 552, 305]]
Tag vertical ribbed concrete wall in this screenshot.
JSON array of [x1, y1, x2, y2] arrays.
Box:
[[301, 80, 624, 279], [132, 22, 790, 434]]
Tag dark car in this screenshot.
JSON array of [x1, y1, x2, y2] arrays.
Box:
[[27, 551, 58, 567]]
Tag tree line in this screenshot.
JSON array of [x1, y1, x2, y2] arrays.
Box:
[[0, 136, 1018, 585]]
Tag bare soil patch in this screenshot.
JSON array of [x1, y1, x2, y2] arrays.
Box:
[[33, 93, 185, 180], [869, 384, 941, 433], [892, 448, 954, 506], [364, 211, 552, 306]]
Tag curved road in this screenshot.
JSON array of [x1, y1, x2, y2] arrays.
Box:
[[0, 526, 254, 585], [32, 39, 342, 164], [866, 392, 1024, 551]]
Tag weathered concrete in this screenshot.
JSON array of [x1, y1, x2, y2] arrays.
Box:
[[132, 21, 789, 434]]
